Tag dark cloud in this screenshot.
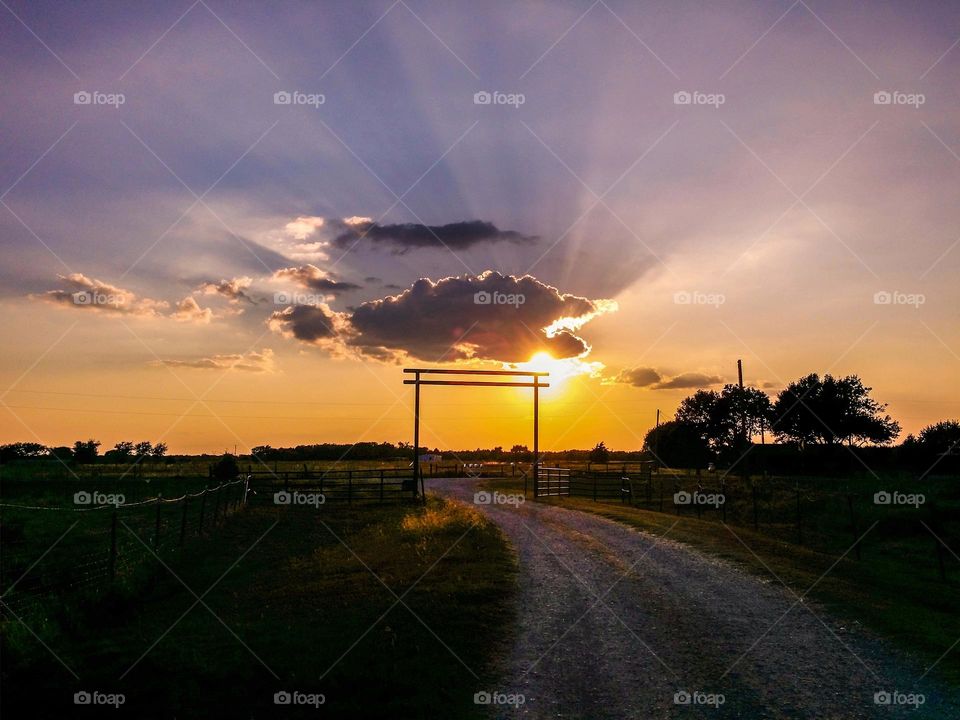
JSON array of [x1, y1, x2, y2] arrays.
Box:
[[273, 265, 360, 294], [653, 372, 724, 390], [608, 367, 662, 387], [267, 272, 615, 363], [268, 304, 343, 344], [36, 273, 168, 316], [607, 367, 724, 390], [332, 220, 537, 252]]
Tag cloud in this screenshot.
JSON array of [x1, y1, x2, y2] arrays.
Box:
[[272, 264, 360, 294], [171, 296, 213, 324], [284, 216, 326, 240], [268, 271, 616, 363], [196, 276, 255, 304], [331, 219, 538, 252], [653, 372, 724, 390], [606, 367, 662, 387], [606, 367, 724, 390], [267, 304, 348, 345], [157, 348, 275, 373], [266, 215, 330, 261], [36, 273, 168, 317]]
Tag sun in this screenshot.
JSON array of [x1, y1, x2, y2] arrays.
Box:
[[510, 351, 602, 388]]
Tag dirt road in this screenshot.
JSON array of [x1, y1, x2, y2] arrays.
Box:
[[428, 478, 959, 719]]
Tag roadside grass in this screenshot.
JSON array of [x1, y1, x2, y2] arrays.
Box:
[[482, 476, 960, 688], [1, 495, 516, 719]]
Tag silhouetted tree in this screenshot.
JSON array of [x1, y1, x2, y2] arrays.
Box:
[[0, 443, 47, 462], [771, 374, 900, 447], [134, 441, 153, 458], [213, 454, 240, 481], [916, 420, 960, 456], [643, 421, 711, 468], [72, 439, 100, 463], [589, 441, 610, 463], [151, 442, 168, 458]]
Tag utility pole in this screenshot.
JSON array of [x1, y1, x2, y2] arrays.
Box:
[[737, 359, 747, 448]]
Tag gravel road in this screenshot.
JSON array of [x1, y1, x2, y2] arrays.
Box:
[[428, 478, 959, 720]]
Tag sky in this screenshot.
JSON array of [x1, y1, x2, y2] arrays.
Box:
[[1, 0, 958, 454]]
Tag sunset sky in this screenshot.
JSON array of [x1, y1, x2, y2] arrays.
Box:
[[2, 0, 958, 454]]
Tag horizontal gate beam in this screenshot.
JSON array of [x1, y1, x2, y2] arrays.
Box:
[[403, 380, 550, 388]]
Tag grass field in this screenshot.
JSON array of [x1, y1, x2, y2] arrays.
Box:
[[482, 472, 960, 687], [1, 492, 516, 718]]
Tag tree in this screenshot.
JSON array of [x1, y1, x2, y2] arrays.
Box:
[[212, 454, 240, 481], [675, 385, 773, 458], [643, 421, 711, 468], [917, 420, 960, 456], [151, 442, 168, 458], [49, 446, 75, 462], [589, 441, 610, 463], [72, 439, 101, 463], [134, 441, 153, 458], [108, 441, 135, 461], [0, 443, 47, 462], [772, 374, 900, 447]]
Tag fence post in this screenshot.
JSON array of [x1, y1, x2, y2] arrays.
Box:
[[154, 494, 163, 552], [180, 497, 189, 546], [198, 489, 207, 535], [108, 510, 118, 581], [243, 476, 250, 506]]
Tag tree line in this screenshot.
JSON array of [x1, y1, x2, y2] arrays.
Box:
[[643, 372, 959, 471]]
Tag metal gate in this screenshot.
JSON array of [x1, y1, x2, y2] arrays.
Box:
[[536, 467, 571, 497]]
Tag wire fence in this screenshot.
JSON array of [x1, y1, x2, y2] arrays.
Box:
[[0, 477, 249, 620]]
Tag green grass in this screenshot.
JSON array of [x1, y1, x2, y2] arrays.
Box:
[[1, 495, 516, 718], [483, 474, 960, 688]]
